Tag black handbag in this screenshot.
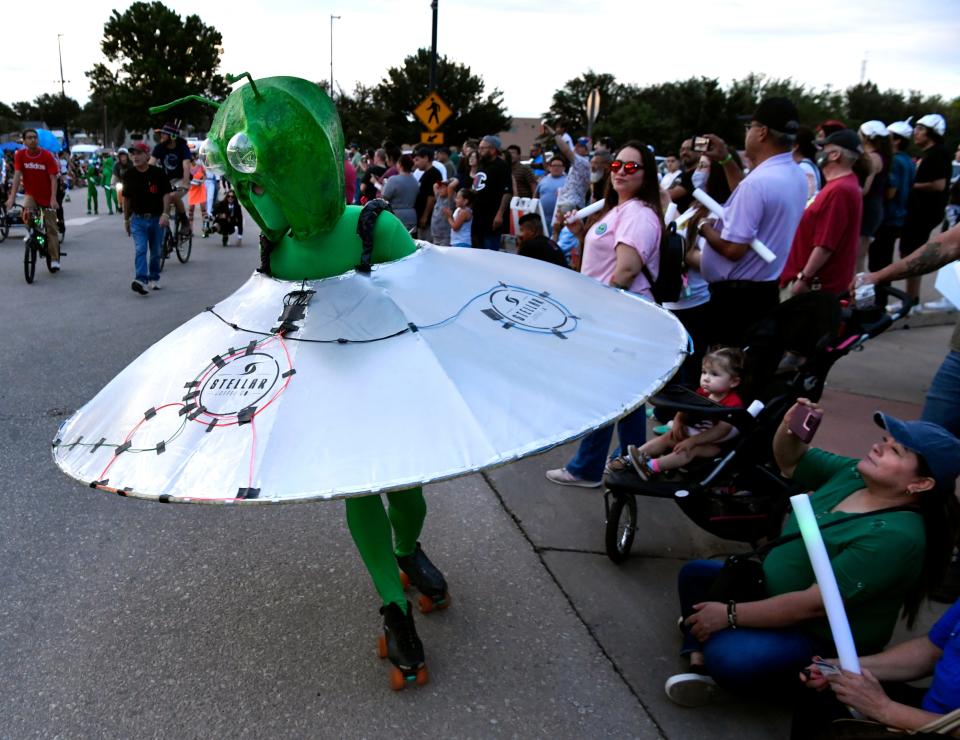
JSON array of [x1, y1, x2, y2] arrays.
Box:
[[705, 504, 919, 604]]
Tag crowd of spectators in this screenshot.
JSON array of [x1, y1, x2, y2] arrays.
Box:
[[343, 97, 960, 735]]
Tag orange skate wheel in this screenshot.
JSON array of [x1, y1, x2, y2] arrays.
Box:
[[389, 667, 406, 691], [415, 665, 429, 686], [399, 571, 410, 589], [417, 594, 435, 614], [377, 634, 387, 659]]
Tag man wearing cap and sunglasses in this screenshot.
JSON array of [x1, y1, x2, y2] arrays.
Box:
[[696, 97, 808, 347], [780, 129, 863, 297], [149, 121, 192, 235]]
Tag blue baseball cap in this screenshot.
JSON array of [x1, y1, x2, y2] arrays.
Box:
[[874, 412, 960, 491], [576, 136, 590, 147]]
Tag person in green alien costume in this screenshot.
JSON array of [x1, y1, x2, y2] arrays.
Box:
[[173, 75, 443, 689]]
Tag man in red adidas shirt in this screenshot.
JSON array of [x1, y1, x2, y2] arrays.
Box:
[[780, 129, 863, 296], [5, 129, 61, 271]]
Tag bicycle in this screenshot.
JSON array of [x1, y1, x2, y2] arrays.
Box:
[[160, 192, 192, 269], [23, 207, 65, 283], [0, 203, 9, 243]]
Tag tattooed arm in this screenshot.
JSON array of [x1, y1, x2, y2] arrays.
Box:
[[865, 223, 960, 285]]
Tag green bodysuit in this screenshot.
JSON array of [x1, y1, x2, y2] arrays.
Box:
[[202, 76, 425, 613]]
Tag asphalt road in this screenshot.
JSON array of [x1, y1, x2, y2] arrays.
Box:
[[0, 195, 658, 738]]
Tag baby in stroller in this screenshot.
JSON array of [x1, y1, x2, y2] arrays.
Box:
[[628, 347, 745, 480]]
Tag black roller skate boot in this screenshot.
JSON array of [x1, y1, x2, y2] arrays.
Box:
[[377, 601, 428, 690], [396, 542, 451, 614]]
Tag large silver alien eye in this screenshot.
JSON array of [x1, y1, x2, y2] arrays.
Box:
[[226, 132, 258, 174], [199, 138, 227, 175]]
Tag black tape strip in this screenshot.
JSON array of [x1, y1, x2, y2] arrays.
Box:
[[184, 381, 199, 388], [52, 438, 61, 448], [89, 479, 108, 488], [281, 369, 296, 379], [187, 405, 207, 421], [114, 441, 131, 455], [237, 487, 261, 500], [212, 355, 226, 369], [502, 322, 514, 330], [68, 436, 83, 450], [123, 487, 132, 492], [91, 437, 106, 453], [158, 494, 171, 503], [244, 340, 257, 356], [144, 407, 157, 420], [481, 308, 500, 321], [227, 347, 237, 356], [182, 391, 199, 402], [336, 337, 348, 344], [408, 322, 419, 333], [539, 291, 550, 298], [205, 420, 217, 433], [551, 329, 568, 340], [179, 403, 196, 417], [237, 406, 256, 426], [156, 441, 166, 455]]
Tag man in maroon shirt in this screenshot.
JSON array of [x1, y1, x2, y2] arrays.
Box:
[[5, 129, 61, 270], [780, 129, 863, 296]]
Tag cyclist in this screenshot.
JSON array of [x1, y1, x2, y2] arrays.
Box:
[[149, 121, 191, 236], [5, 128, 61, 271]]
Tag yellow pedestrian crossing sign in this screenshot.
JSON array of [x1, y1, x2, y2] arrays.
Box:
[[421, 132, 445, 145], [414, 92, 452, 132]]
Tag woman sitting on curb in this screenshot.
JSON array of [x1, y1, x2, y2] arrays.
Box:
[[665, 399, 960, 707]]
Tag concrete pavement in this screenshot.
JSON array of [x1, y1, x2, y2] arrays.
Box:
[[0, 191, 955, 737]]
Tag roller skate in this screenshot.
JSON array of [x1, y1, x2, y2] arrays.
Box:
[[377, 601, 428, 690], [396, 542, 450, 614]]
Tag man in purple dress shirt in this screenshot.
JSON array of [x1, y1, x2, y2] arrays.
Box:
[[697, 97, 809, 347]]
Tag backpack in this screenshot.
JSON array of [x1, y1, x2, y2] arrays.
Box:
[[641, 221, 686, 304]]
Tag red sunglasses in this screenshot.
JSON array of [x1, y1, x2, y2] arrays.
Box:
[[609, 160, 643, 174]]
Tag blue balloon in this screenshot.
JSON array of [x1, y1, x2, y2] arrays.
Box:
[[36, 129, 63, 153]]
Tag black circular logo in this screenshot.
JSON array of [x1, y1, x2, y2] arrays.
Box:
[[485, 287, 577, 335], [199, 352, 280, 416]]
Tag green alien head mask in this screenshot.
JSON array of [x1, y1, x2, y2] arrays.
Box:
[[200, 76, 346, 242]]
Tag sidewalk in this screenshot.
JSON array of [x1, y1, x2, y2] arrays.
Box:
[[488, 318, 956, 738]]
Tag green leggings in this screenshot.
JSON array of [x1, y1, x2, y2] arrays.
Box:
[[345, 486, 426, 611], [103, 186, 117, 213], [86, 184, 98, 213]]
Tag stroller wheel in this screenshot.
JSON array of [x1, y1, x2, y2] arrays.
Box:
[[605, 492, 637, 563]]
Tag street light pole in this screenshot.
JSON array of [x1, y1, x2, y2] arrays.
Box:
[[429, 1, 438, 91], [57, 33, 68, 97], [330, 15, 341, 100]]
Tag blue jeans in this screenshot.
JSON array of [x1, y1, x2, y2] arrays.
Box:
[[477, 232, 501, 251], [922, 350, 960, 438], [565, 406, 646, 482], [131, 215, 164, 283], [677, 560, 829, 695]]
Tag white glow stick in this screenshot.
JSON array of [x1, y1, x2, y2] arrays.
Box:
[[663, 202, 678, 225], [673, 206, 698, 229], [567, 199, 605, 223], [789, 494, 861, 675], [691, 188, 777, 263]]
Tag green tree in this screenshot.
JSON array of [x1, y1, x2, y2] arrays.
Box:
[[30, 93, 82, 133], [337, 83, 390, 149], [543, 71, 624, 132], [86, 1, 228, 141], [368, 48, 510, 147]]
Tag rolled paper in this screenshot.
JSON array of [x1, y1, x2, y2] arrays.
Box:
[[567, 199, 606, 223], [789, 493, 861, 675], [663, 203, 679, 225], [690, 188, 777, 264]]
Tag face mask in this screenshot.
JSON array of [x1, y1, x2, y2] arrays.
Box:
[[589, 170, 604, 184], [692, 170, 708, 189], [815, 150, 832, 168]]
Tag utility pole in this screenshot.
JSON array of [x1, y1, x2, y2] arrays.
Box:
[[429, 0, 438, 91], [860, 52, 868, 84], [56, 34, 68, 97], [330, 15, 341, 100]]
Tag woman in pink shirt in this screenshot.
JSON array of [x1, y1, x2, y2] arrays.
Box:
[[546, 141, 664, 487]]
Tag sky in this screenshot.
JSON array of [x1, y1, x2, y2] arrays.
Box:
[[2, 0, 958, 120]]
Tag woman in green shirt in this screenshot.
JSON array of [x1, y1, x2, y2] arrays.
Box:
[[665, 400, 960, 707]]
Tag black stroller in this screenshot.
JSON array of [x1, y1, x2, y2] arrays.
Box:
[[602, 287, 914, 563]]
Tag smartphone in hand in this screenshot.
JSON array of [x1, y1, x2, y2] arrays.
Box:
[[789, 407, 823, 443]]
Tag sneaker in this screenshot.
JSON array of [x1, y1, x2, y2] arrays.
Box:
[[923, 298, 956, 313], [235, 236, 242, 246], [626, 445, 651, 481], [131, 280, 148, 295], [664, 673, 718, 707], [151, 280, 162, 291], [604, 455, 632, 475], [544, 468, 602, 488], [909, 304, 924, 316], [49, 260, 60, 272]]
